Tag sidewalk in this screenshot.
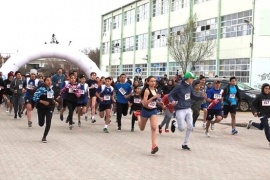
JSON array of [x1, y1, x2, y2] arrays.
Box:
[[0, 108, 269, 180]]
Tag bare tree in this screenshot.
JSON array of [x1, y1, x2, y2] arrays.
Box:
[[167, 15, 215, 74], [81, 47, 100, 68]]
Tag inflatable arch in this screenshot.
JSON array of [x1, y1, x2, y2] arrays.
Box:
[[0, 44, 103, 78]]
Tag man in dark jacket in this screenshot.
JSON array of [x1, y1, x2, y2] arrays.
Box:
[[247, 83, 270, 147], [223, 76, 241, 135]]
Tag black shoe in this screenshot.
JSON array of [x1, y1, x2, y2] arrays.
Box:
[[182, 145, 191, 151], [171, 120, 176, 133], [131, 128, 134, 132], [14, 115, 17, 119], [72, 121, 75, 125], [151, 146, 159, 154], [18, 113, 22, 118], [60, 114, 63, 121], [117, 127, 121, 131]]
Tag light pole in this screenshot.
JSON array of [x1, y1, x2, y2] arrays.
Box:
[[244, 19, 254, 86]]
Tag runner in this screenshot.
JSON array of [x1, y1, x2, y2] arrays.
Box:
[[10, 71, 25, 119], [158, 94, 174, 133], [114, 73, 132, 131], [59, 74, 81, 130], [223, 76, 241, 135], [59, 75, 70, 121], [205, 80, 224, 137], [51, 68, 65, 112], [199, 76, 208, 128], [3, 72, 14, 115], [169, 72, 205, 150], [23, 69, 42, 127], [138, 76, 161, 154], [247, 83, 270, 147], [190, 81, 203, 127], [96, 77, 115, 133], [85, 72, 98, 122], [76, 74, 89, 127], [33, 77, 58, 143], [128, 86, 142, 132]]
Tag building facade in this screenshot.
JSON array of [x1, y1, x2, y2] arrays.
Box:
[[100, 0, 270, 88]]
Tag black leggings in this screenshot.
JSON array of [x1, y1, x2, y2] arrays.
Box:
[[66, 100, 77, 125], [252, 117, 270, 142], [116, 102, 129, 127], [37, 108, 53, 138]]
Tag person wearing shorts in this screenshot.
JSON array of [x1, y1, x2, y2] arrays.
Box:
[[205, 80, 224, 137], [223, 76, 241, 135], [85, 72, 98, 122]]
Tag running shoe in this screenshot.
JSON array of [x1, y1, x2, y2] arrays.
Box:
[[60, 114, 63, 121], [231, 129, 238, 135], [14, 115, 17, 119], [202, 123, 206, 128], [158, 125, 162, 134], [78, 121, 81, 127], [117, 126, 121, 131], [69, 125, 73, 130], [28, 121, 32, 127], [182, 145, 191, 151], [171, 120, 176, 133], [103, 128, 109, 133], [211, 122, 214, 130], [18, 113, 22, 118], [247, 120, 252, 129], [42, 138, 47, 143], [131, 128, 134, 132], [85, 115, 88, 121], [165, 129, 169, 133], [91, 116, 96, 123], [205, 131, 210, 137], [151, 145, 159, 154]]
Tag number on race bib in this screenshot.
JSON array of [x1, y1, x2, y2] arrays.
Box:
[[119, 87, 126, 95], [104, 95, 111, 100], [94, 84, 98, 88], [148, 101, 156, 108], [80, 90, 85, 95], [134, 98, 141, 103], [214, 94, 222, 99], [229, 94, 235, 98], [19, 84, 23, 89], [47, 92, 53, 99], [7, 84, 10, 88], [262, 99, 270, 106], [68, 88, 74, 93], [185, 93, 190, 100]]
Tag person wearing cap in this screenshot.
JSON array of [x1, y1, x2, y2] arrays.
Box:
[[223, 76, 241, 135], [23, 69, 42, 127], [3, 72, 15, 115], [169, 72, 205, 150], [10, 71, 25, 119], [205, 79, 224, 137]]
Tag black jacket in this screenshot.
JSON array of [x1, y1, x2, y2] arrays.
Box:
[[251, 83, 270, 118], [223, 84, 241, 106]]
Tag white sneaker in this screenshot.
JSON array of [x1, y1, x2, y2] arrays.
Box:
[[247, 120, 252, 129], [205, 131, 210, 137], [211, 122, 214, 130], [202, 123, 206, 128]]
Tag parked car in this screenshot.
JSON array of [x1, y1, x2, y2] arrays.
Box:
[[195, 78, 260, 112]]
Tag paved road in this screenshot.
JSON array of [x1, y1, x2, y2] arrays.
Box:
[[0, 108, 269, 180]]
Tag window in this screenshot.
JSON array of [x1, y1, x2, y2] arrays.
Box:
[[194, 18, 217, 41], [169, 62, 181, 77], [136, 33, 148, 50], [135, 63, 148, 79], [219, 58, 250, 83], [122, 64, 134, 78], [123, 36, 134, 52], [153, 0, 168, 17], [110, 65, 121, 80], [112, 40, 121, 54], [113, 14, 122, 29], [221, 10, 252, 38], [194, 0, 210, 4], [137, 3, 149, 22], [194, 60, 216, 77], [151, 63, 167, 77], [103, 18, 112, 32], [124, 9, 135, 26], [152, 29, 168, 48], [102, 42, 110, 54], [171, 0, 190, 12]]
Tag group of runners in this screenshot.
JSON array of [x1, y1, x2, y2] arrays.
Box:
[[0, 68, 269, 154]]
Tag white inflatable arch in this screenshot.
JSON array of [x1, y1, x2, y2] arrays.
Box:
[[0, 44, 103, 78]]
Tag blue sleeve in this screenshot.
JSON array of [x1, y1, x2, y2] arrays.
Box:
[[51, 75, 57, 87], [33, 87, 44, 102], [207, 89, 213, 99], [168, 84, 180, 102]]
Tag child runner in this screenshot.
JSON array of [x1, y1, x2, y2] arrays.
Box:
[[247, 83, 270, 147], [33, 77, 58, 143], [77, 74, 89, 127], [96, 77, 115, 133], [158, 94, 174, 133], [128, 86, 142, 132], [191, 81, 204, 127], [138, 76, 161, 154]]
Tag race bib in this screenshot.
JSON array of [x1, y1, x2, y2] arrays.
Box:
[[27, 84, 33, 90], [119, 87, 126, 95], [19, 84, 23, 89], [94, 84, 98, 88], [47, 92, 53, 99], [58, 79, 62, 83], [80, 90, 85, 95], [185, 93, 190, 100], [68, 88, 74, 93], [214, 94, 222, 99], [229, 94, 235, 98], [262, 99, 270, 106], [148, 101, 156, 108], [7, 84, 10, 88], [104, 95, 111, 100], [134, 98, 141, 103]]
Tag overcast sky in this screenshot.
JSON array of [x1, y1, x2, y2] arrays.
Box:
[[0, 0, 133, 54]]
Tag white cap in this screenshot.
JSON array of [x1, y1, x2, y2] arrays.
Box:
[[30, 69, 37, 75]]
